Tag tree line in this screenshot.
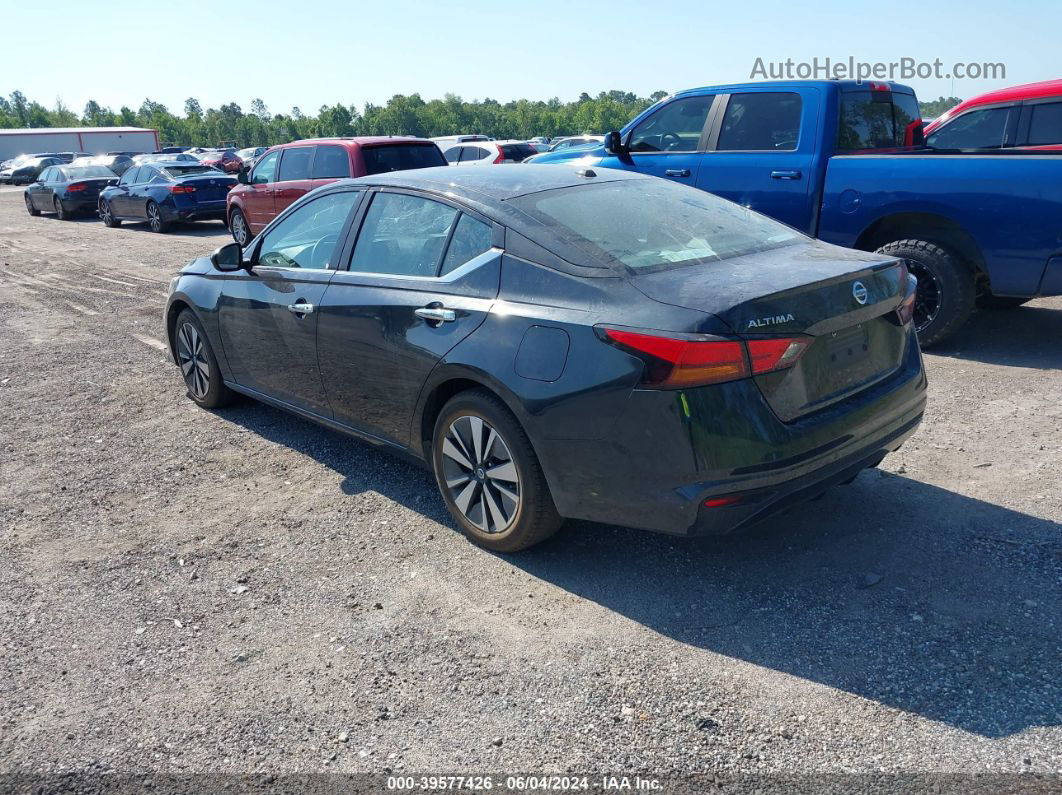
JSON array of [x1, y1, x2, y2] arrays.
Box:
[[0, 90, 962, 147]]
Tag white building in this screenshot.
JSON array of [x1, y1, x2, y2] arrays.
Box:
[[0, 127, 160, 160]]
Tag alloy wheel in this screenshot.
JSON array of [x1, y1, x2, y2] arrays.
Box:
[[231, 211, 249, 246], [148, 203, 162, 232], [99, 200, 111, 224], [54, 197, 65, 220], [907, 259, 941, 334], [176, 322, 210, 399], [440, 415, 520, 534]]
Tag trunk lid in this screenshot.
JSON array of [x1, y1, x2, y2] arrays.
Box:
[[178, 175, 235, 201], [630, 241, 910, 421]]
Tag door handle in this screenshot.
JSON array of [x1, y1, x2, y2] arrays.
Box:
[[287, 302, 315, 315], [770, 170, 802, 180], [665, 168, 691, 177], [415, 306, 456, 323]]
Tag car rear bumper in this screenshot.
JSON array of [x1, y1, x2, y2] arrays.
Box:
[[163, 198, 227, 222], [60, 196, 102, 214], [535, 327, 927, 536]]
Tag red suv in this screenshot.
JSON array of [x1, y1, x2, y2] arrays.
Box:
[[924, 79, 1062, 150], [226, 137, 446, 245]]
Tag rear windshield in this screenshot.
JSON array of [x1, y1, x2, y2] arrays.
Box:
[[500, 144, 537, 161], [160, 165, 221, 178], [838, 90, 924, 150], [361, 144, 446, 175], [509, 179, 802, 272], [64, 166, 115, 178]]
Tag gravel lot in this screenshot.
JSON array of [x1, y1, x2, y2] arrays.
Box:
[[0, 186, 1059, 786]]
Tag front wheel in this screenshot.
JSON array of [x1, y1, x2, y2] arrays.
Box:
[[875, 239, 974, 348], [25, 194, 40, 216], [174, 310, 236, 409], [146, 201, 169, 233], [98, 199, 120, 227], [432, 390, 562, 553], [229, 207, 250, 246]]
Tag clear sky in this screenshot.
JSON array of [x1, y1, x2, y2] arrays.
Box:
[[3, 0, 1059, 115]]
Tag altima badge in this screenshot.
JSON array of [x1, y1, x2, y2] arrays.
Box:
[[852, 281, 869, 305]]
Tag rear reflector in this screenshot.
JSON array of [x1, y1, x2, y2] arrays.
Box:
[[599, 326, 809, 389]]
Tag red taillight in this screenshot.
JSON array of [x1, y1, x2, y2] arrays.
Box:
[[66, 182, 88, 192], [169, 184, 196, 194], [599, 327, 809, 389], [870, 81, 891, 92], [704, 495, 744, 508], [747, 338, 809, 374], [493, 149, 505, 164]]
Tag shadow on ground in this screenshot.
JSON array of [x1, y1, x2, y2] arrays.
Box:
[[222, 400, 1061, 739], [928, 302, 1062, 369]]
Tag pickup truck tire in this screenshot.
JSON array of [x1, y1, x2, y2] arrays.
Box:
[[976, 294, 1031, 310], [875, 239, 974, 348]]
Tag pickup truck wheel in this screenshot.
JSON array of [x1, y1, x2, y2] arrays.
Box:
[[976, 294, 1031, 310], [875, 239, 974, 348]]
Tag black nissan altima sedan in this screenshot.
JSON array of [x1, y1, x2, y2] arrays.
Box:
[[164, 166, 926, 552]]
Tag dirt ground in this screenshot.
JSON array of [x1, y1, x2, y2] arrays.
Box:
[[0, 186, 1059, 786]]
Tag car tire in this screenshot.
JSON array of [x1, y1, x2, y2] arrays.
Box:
[[99, 198, 121, 227], [53, 196, 69, 221], [146, 201, 169, 233], [174, 310, 236, 409], [875, 239, 974, 348], [432, 389, 562, 553], [976, 294, 1031, 310], [25, 194, 40, 216], [229, 208, 250, 246]]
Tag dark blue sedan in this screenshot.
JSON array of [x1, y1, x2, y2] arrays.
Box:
[[24, 165, 119, 220], [98, 161, 236, 233]]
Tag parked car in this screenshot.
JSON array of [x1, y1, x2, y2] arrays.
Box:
[[56, 152, 90, 163], [156, 146, 191, 154], [523, 136, 606, 163], [531, 80, 1062, 345], [165, 165, 925, 552], [226, 136, 447, 246], [236, 146, 267, 169], [24, 164, 118, 220], [924, 79, 1062, 150], [98, 161, 235, 233], [442, 140, 538, 165], [71, 154, 134, 176], [527, 136, 551, 146], [134, 152, 199, 165], [430, 134, 492, 152], [197, 149, 243, 173], [1, 156, 63, 185]]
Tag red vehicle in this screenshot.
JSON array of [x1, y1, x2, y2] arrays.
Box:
[[226, 137, 447, 245], [924, 78, 1062, 150], [198, 149, 244, 174]]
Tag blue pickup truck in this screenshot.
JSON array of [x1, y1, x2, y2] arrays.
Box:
[[531, 80, 1062, 346]]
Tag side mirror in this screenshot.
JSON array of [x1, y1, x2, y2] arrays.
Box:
[[603, 130, 627, 155], [210, 242, 244, 272], [237, 169, 250, 184]]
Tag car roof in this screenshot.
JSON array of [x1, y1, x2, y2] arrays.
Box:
[[673, 79, 916, 96], [269, 136, 435, 151], [946, 79, 1062, 113], [139, 160, 209, 168]]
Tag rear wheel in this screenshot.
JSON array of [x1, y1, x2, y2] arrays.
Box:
[[976, 294, 1031, 310], [229, 208, 250, 246], [875, 239, 974, 348], [53, 196, 69, 221], [99, 198, 120, 227], [175, 310, 235, 409], [146, 201, 169, 233], [24, 194, 39, 216], [432, 389, 562, 553]]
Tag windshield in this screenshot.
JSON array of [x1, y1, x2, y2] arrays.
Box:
[[160, 165, 222, 177], [361, 144, 446, 175], [64, 166, 115, 178], [509, 179, 803, 272]]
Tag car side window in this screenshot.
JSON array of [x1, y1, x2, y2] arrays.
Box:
[[460, 147, 487, 162], [39, 167, 54, 182], [439, 214, 493, 276], [717, 93, 802, 151], [628, 95, 714, 153], [1027, 101, 1062, 146], [257, 191, 362, 270], [139, 167, 157, 183], [443, 147, 461, 163], [927, 107, 1012, 149], [277, 146, 313, 181], [251, 150, 279, 184], [120, 167, 140, 186], [311, 145, 350, 179], [349, 192, 459, 277]]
